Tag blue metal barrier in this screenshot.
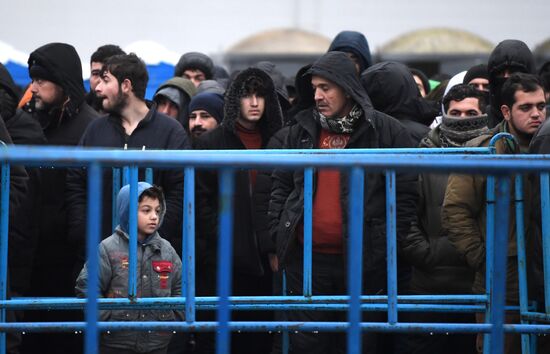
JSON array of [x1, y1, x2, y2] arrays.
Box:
[[0, 144, 550, 354]]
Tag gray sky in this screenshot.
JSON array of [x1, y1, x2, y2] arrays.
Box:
[[1, 0, 549, 66]]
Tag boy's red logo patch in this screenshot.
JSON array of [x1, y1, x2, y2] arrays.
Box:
[[152, 261, 173, 289]]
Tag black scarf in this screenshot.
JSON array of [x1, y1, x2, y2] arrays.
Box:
[[315, 104, 363, 134]]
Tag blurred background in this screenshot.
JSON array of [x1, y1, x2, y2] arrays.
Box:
[[1, 0, 549, 98]]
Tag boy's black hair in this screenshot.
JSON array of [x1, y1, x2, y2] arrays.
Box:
[[501, 73, 544, 108], [443, 83, 487, 113], [139, 185, 165, 207], [101, 53, 148, 100], [90, 44, 126, 64]]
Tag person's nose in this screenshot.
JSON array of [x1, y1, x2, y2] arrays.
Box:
[[250, 95, 258, 106], [314, 88, 323, 102]]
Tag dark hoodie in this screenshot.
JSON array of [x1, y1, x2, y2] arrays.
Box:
[[487, 39, 535, 127], [28, 43, 93, 124], [361, 61, 434, 144], [195, 67, 283, 276], [328, 30, 372, 72]]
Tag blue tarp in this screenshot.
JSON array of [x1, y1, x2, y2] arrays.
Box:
[[4, 61, 175, 100]]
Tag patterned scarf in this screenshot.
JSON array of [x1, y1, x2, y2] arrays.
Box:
[[439, 113, 489, 147], [315, 104, 363, 134]]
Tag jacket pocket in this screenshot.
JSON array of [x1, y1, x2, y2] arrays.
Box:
[[151, 260, 173, 296]]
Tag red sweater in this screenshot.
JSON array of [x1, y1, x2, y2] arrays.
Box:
[[236, 121, 262, 187], [298, 129, 350, 254]]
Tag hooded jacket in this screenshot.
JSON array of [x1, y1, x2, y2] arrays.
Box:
[[195, 67, 283, 276], [24, 43, 98, 301], [328, 31, 372, 73], [174, 52, 214, 80], [487, 40, 535, 127], [269, 52, 418, 282], [361, 61, 433, 144], [75, 182, 183, 353], [66, 103, 191, 269], [28, 43, 88, 119], [153, 76, 197, 128]]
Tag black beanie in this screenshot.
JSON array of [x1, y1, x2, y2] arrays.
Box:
[[463, 64, 489, 85], [29, 64, 59, 85], [188, 92, 224, 123]]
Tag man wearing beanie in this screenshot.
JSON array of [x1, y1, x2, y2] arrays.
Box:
[[25, 42, 99, 354], [187, 92, 224, 140], [173, 52, 214, 87], [194, 67, 283, 354], [153, 76, 197, 127], [486, 39, 536, 127], [269, 51, 418, 354], [464, 64, 490, 93]]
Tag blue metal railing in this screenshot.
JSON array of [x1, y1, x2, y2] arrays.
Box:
[[0, 144, 550, 354]]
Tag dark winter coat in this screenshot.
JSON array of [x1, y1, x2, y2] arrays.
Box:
[[66, 103, 191, 267], [361, 61, 434, 145], [24, 43, 99, 298], [487, 40, 535, 128], [269, 52, 418, 272], [1, 62, 49, 294], [328, 31, 372, 72], [195, 67, 283, 276], [401, 127, 474, 294]]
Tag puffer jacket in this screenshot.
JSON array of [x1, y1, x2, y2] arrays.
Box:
[[442, 121, 531, 303], [75, 182, 183, 353], [269, 52, 418, 278]]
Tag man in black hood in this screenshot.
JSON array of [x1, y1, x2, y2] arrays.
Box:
[[361, 61, 436, 144], [194, 67, 283, 354], [328, 30, 372, 73], [487, 39, 536, 128], [269, 52, 418, 354], [24, 42, 98, 354]]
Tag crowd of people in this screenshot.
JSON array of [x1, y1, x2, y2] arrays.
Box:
[[1, 30, 550, 354]]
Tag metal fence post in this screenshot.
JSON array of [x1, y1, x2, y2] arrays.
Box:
[[348, 166, 365, 354], [0, 162, 10, 354], [216, 169, 235, 354], [84, 162, 102, 354]]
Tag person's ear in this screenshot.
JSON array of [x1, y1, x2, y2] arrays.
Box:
[[500, 104, 511, 121]]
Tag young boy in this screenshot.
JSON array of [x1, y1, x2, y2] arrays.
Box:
[[76, 182, 183, 354]]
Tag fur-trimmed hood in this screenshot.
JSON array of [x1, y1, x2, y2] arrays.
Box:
[[222, 67, 283, 139]]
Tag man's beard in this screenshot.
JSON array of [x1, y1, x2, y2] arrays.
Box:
[[103, 90, 128, 115], [191, 126, 207, 138], [33, 94, 65, 113]]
